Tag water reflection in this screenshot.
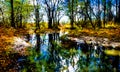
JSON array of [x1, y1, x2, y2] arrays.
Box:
[[20, 31, 120, 72], [36, 34, 41, 52]]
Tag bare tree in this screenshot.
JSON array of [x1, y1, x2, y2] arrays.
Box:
[[44, 0, 63, 29]]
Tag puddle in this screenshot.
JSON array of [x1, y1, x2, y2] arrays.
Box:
[[17, 31, 120, 72]]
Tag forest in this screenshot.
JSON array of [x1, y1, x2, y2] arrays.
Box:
[[0, 0, 120, 72]]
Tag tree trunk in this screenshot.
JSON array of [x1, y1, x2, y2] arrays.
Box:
[[36, 34, 40, 52], [85, 0, 95, 29], [71, 0, 74, 29], [48, 17, 52, 29], [0, 8, 5, 26], [48, 8, 52, 29], [107, 0, 113, 22], [19, 13, 22, 28], [10, 0, 15, 28], [116, 0, 118, 17], [115, 0, 117, 22], [87, 13, 95, 29], [103, 0, 106, 28], [118, 0, 120, 22], [35, 8, 40, 29], [97, 0, 101, 28]]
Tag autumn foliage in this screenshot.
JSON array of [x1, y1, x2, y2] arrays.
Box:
[[0, 26, 29, 71]]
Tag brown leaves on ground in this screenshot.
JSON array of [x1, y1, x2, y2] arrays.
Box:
[[66, 28, 120, 50], [0, 26, 29, 71], [0, 27, 15, 52], [0, 27, 29, 52], [68, 28, 120, 42]]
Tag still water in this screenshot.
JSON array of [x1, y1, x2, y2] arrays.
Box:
[[18, 31, 120, 72]]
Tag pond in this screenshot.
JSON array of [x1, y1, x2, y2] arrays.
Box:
[[17, 31, 120, 72]]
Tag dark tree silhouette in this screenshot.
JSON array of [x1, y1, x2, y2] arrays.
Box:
[[10, 0, 15, 28]]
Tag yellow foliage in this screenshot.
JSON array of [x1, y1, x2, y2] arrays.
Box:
[[104, 50, 120, 56]]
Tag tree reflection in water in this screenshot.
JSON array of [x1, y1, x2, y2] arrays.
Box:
[[20, 32, 120, 72]]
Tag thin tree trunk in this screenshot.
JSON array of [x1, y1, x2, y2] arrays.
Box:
[[71, 0, 74, 29], [10, 0, 15, 28], [115, 0, 117, 22], [85, 0, 95, 29], [118, 0, 120, 22], [36, 34, 40, 52], [35, 8, 40, 29], [19, 13, 22, 28], [0, 8, 5, 26], [48, 8, 52, 29], [98, 0, 101, 28], [87, 13, 95, 29], [48, 17, 52, 29], [116, 0, 117, 16], [103, 0, 106, 28]]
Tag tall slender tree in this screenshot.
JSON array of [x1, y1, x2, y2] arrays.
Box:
[[44, 0, 63, 29], [106, 0, 113, 22], [102, 0, 106, 27], [97, 0, 102, 28], [118, 0, 120, 22], [85, 0, 95, 29], [10, 0, 15, 28], [33, 0, 40, 29], [67, 0, 77, 29], [115, 0, 118, 22]]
